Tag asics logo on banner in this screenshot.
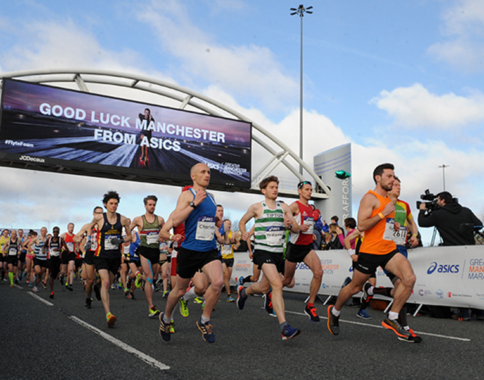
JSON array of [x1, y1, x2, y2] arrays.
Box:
[[19, 155, 45, 163], [427, 261, 460, 274]]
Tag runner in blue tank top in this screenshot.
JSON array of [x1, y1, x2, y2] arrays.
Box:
[[159, 163, 228, 344]]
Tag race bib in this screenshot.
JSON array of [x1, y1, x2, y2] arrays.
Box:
[[393, 226, 408, 246], [8, 248, 17, 256], [146, 231, 159, 245], [105, 235, 120, 250], [303, 216, 314, 235], [382, 218, 397, 241], [123, 245, 130, 254], [172, 249, 178, 259], [66, 242, 74, 252], [196, 217, 215, 241], [49, 248, 60, 257], [265, 226, 285, 245], [222, 244, 232, 255]]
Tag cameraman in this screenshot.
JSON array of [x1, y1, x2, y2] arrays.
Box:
[[418, 191, 481, 246]]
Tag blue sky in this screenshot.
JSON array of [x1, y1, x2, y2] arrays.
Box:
[[1, 0, 484, 244]]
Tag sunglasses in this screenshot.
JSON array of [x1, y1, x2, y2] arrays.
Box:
[[297, 181, 312, 189]]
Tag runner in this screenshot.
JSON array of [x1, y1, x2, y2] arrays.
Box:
[[326, 163, 418, 342], [28, 227, 49, 293], [129, 195, 165, 318], [158, 163, 226, 343], [43, 227, 68, 299], [0, 229, 9, 283], [278, 180, 323, 322], [75, 206, 103, 309], [77, 191, 131, 327], [61, 223, 77, 291], [221, 219, 236, 302], [4, 230, 20, 288], [25, 231, 36, 286], [237, 175, 302, 340], [17, 229, 27, 283]]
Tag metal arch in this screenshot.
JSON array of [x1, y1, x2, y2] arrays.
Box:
[[0, 68, 330, 199]]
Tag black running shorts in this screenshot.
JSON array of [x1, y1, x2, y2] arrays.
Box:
[[285, 243, 313, 263], [49, 256, 62, 279], [253, 250, 285, 274], [222, 258, 234, 268], [84, 250, 95, 265], [33, 258, 49, 268], [354, 250, 398, 275], [5, 255, 18, 266], [94, 256, 121, 275], [137, 246, 160, 265], [176, 247, 221, 279]]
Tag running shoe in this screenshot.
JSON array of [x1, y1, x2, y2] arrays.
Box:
[[226, 295, 235, 303], [398, 328, 423, 343], [196, 319, 215, 343], [179, 299, 189, 317], [84, 298, 91, 309], [93, 285, 101, 301], [236, 285, 247, 310], [32, 286, 38, 293], [281, 324, 301, 341], [128, 292, 135, 300], [361, 281, 373, 303], [304, 304, 320, 322], [162, 290, 170, 298], [42, 280, 47, 289], [169, 320, 175, 334], [10, 283, 13, 289], [124, 288, 130, 296], [135, 272, 142, 288], [68, 285, 73, 292], [154, 286, 160, 292], [28, 282, 33, 288], [356, 310, 372, 319], [327, 306, 340, 335], [59, 277, 63, 286], [14, 279, 19, 285], [26, 279, 30, 285], [149, 306, 161, 318], [237, 276, 244, 288], [381, 317, 411, 339], [264, 291, 273, 314], [193, 297, 203, 304], [49, 292, 54, 299], [158, 313, 171, 341], [106, 313, 117, 328]]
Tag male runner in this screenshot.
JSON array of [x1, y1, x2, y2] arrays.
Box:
[[129, 195, 165, 318], [43, 227, 68, 299], [237, 175, 302, 340], [327, 163, 417, 341], [17, 229, 27, 283], [75, 206, 103, 309], [282, 180, 323, 322], [28, 227, 49, 293], [0, 229, 9, 282], [159, 163, 226, 343], [4, 230, 20, 288], [61, 223, 77, 291], [78, 191, 131, 327]]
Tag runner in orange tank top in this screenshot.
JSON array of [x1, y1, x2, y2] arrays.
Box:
[[326, 163, 418, 342]]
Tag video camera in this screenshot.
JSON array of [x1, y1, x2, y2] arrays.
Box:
[[416, 189, 440, 212]]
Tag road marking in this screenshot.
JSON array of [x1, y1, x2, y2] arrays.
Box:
[[286, 310, 472, 342], [69, 316, 170, 371], [13, 284, 23, 289], [28, 291, 53, 306]]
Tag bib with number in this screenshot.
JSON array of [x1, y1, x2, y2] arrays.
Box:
[[105, 235, 120, 250], [146, 231, 159, 245], [195, 217, 215, 241], [302, 216, 314, 235], [66, 242, 74, 252], [8, 247, 17, 256], [265, 226, 285, 245]]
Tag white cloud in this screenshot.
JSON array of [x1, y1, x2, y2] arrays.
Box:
[[429, 0, 484, 70], [136, 0, 298, 110], [370, 83, 484, 129]]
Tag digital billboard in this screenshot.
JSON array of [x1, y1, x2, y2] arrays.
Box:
[[0, 79, 252, 188]]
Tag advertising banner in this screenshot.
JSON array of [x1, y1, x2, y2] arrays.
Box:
[[0, 79, 252, 188], [232, 245, 484, 309]]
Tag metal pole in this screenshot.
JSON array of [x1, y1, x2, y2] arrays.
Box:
[[439, 164, 449, 191], [299, 15, 303, 175]]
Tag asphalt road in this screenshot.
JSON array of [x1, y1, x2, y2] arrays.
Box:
[[1, 278, 482, 380]]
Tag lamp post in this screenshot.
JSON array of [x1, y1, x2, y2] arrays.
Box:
[[438, 164, 449, 191], [290, 4, 313, 175]]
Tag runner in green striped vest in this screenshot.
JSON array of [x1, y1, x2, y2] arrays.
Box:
[[237, 175, 303, 341]]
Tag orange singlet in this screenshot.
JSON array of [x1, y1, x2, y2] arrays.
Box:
[[359, 190, 396, 255]]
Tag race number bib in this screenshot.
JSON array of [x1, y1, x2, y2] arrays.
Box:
[[105, 235, 120, 250], [66, 242, 74, 252], [8, 248, 17, 256], [146, 232, 159, 245], [123, 245, 130, 254], [382, 219, 397, 242], [172, 249, 178, 259], [393, 226, 407, 246], [265, 226, 285, 245], [196, 217, 215, 241], [303, 216, 314, 235], [222, 244, 232, 255], [49, 248, 60, 257]]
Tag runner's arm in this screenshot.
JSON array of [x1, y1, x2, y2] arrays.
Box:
[[357, 193, 394, 232]]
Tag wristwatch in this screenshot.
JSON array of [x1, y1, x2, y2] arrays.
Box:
[[189, 201, 197, 208]]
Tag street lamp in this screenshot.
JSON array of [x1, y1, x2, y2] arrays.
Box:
[[438, 164, 449, 191], [290, 5, 313, 175]]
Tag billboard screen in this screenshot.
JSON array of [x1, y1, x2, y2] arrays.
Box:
[[0, 79, 252, 188]]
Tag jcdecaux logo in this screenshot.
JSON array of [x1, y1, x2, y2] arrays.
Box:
[[427, 261, 460, 275]]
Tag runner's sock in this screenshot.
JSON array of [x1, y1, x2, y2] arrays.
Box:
[[279, 321, 288, 331], [182, 286, 197, 301], [9, 272, 14, 285], [389, 311, 399, 320], [398, 307, 408, 327], [201, 315, 210, 324]]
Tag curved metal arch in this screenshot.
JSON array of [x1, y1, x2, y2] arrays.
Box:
[[0, 69, 330, 198]]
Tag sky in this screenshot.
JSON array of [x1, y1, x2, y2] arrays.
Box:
[[1, 0, 484, 245]]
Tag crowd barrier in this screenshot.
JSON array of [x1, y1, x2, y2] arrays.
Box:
[[231, 245, 484, 309]]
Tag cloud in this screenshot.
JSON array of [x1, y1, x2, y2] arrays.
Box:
[[370, 83, 484, 129], [136, 0, 298, 110], [428, 0, 484, 71]]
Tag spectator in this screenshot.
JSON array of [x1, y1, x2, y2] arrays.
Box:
[[327, 224, 344, 250]]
